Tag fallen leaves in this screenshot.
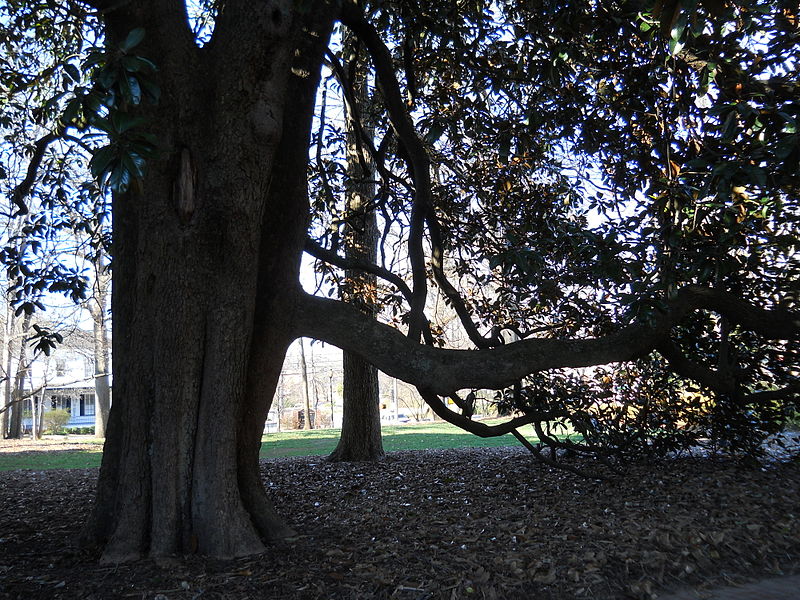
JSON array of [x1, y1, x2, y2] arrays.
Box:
[[0, 446, 799, 599]]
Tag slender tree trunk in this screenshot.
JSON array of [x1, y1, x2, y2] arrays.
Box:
[[8, 313, 31, 439], [36, 378, 46, 440], [0, 305, 11, 438], [310, 345, 321, 414], [329, 32, 383, 462], [299, 339, 313, 429], [276, 375, 284, 433], [30, 376, 38, 440], [329, 371, 335, 428], [83, 1, 337, 561], [89, 250, 111, 438], [392, 377, 398, 420]]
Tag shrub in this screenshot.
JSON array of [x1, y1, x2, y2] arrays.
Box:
[[43, 409, 71, 434], [70, 426, 96, 435]]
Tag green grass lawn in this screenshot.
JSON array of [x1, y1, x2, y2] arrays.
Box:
[[0, 420, 534, 470], [259, 420, 523, 458], [0, 448, 104, 471]]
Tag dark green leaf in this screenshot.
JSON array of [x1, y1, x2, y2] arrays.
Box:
[[121, 55, 156, 73], [424, 120, 446, 144], [122, 75, 142, 105], [97, 67, 117, 90], [108, 164, 132, 193], [89, 146, 117, 179], [120, 28, 146, 52], [61, 97, 82, 126], [64, 62, 81, 82], [111, 112, 145, 134]]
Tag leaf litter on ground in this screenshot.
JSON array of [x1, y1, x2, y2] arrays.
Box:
[[0, 446, 798, 599]]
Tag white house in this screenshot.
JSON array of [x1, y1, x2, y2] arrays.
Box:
[[25, 327, 108, 431]]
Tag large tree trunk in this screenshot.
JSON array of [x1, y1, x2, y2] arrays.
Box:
[[330, 351, 383, 461], [82, 1, 336, 561], [328, 32, 384, 462]]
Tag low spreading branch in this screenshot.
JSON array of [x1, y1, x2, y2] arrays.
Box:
[[292, 286, 799, 397], [510, 429, 609, 479]]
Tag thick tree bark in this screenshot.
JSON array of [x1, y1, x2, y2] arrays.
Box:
[[330, 351, 383, 461], [83, 0, 338, 561], [329, 33, 384, 462]]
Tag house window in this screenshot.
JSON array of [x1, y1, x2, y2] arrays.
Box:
[[80, 394, 95, 417], [51, 395, 71, 412], [56, 359, 67, 377], [84, 358, 94, 379]]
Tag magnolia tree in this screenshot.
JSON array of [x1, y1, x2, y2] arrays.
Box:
[[1, 0, 797, 560]]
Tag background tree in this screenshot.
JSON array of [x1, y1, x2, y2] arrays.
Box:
[[298, 337, 313, 430], [86, 245, 110, 437], [328, 31, 384, 462], [1, 0, 797, 561]]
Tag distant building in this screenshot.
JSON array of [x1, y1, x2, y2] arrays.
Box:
[[25, 328, 108, 431]]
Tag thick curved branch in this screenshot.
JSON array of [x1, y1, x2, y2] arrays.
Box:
[[10, 132, 58, 216], [294, 294, 658, 395], [658, 339, 800, 407], [340, 2, 501, 349], [341, 2, 429, 342], [292, 287, 799, 397], [671, 286, 799, 340], [746, 386, 800, 404], [657, 339, 739, 396], [421, 391, 565, 437]]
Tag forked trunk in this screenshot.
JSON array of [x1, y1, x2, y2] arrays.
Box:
[[83, 1, 337, 560]]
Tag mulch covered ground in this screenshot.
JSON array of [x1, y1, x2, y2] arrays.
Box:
[[1, 446, 799, 599]]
